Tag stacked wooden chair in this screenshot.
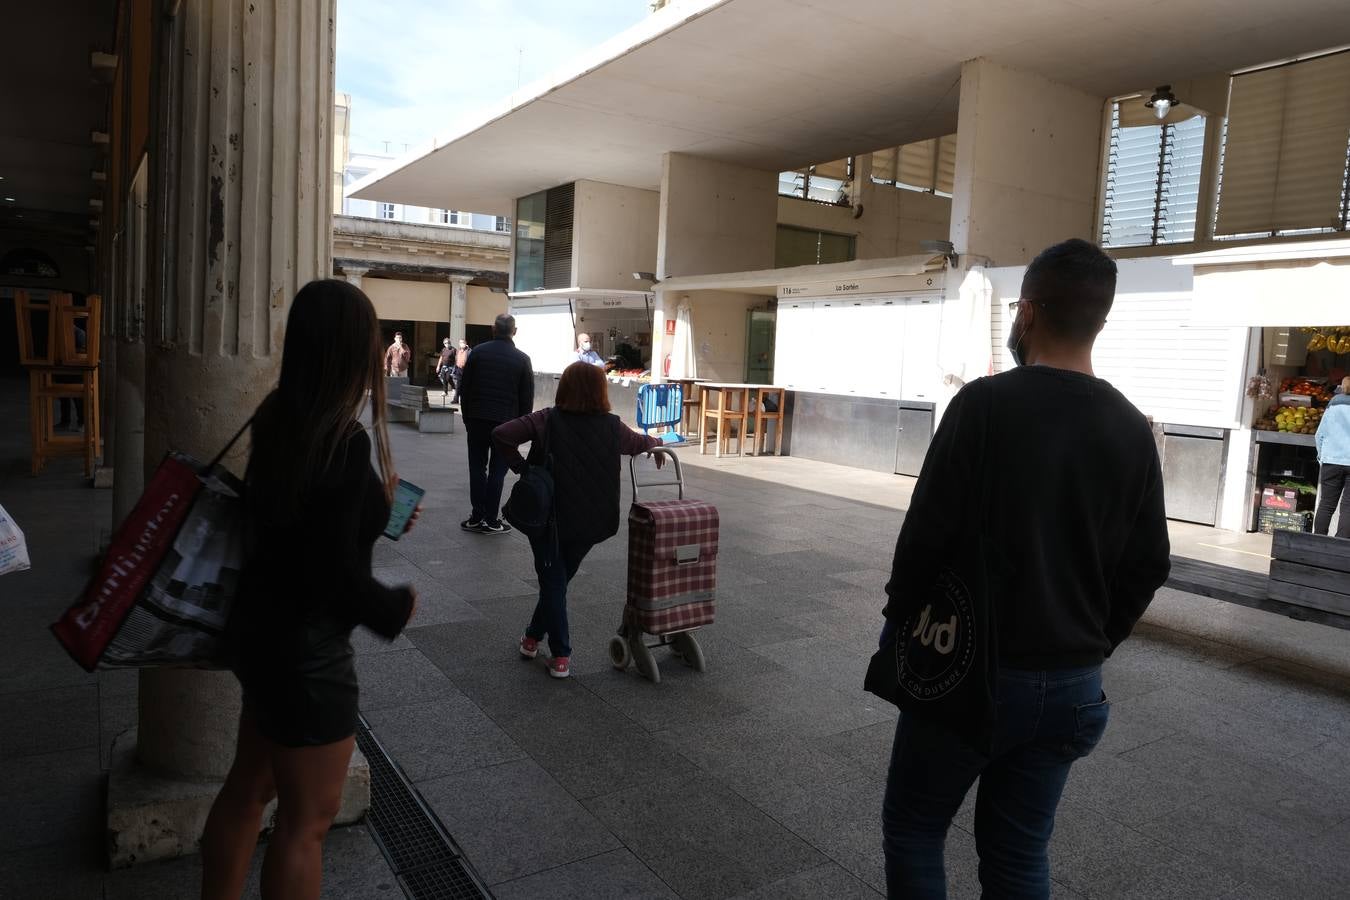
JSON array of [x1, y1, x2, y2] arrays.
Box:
[[14, 291, 103, 476]]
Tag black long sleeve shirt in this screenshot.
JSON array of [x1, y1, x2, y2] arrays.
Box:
[[885, 367, 1171, 669], [236, 422, 413, 657]]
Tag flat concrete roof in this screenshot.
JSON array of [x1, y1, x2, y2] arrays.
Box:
[[350, 0, 1350, 214]]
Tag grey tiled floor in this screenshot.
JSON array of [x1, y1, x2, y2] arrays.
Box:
[[3, 376, 1350, 898]]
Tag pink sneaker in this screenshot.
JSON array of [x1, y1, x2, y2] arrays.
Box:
[[548, 656, 571, 679], [519, 635, 539, 659]]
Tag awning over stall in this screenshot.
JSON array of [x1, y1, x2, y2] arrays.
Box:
[[1178, 240, 1350, 326]]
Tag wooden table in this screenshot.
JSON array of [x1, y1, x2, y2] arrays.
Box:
[[698, 382, 787, 458]]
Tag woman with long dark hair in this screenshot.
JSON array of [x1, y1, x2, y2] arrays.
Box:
[[493, 361, 663, 678], [202, 280, 418, 900]]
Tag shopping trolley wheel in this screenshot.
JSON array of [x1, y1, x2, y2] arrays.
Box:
[[630, 635, 660, 684], [671, 632, 706, 673], [608, 635, 631, 670]]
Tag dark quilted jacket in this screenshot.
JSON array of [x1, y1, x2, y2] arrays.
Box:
[[528, 411, 623, 545], [459, 338, 534, 424]]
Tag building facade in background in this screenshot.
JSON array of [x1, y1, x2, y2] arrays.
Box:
[[332, 94, 510, 384]]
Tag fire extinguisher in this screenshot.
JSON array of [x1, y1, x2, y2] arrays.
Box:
[[663, 354, 671, 377]]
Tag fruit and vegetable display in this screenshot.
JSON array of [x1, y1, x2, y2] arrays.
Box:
[[1300, 326, 1350, 354], [1252, 377, 1339, 433], [606, 368, 652, 383], [1278, 377, 1335, 403]]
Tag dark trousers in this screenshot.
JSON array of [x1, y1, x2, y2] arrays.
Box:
[[464, 418, 509, 524], [883, 666, 1108, 900], [1314, 462, 1350, 538], [525, 533, 592, 658]]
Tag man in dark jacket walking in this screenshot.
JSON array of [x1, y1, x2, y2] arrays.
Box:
[[458, 314, 534, 534], [880, 239, 1171, 899]]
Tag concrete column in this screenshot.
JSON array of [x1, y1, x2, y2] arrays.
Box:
[[448, 274, 471, 343], [656, 152, 776, 280], [949, 58, 1103, 267], [342, 265, 369, 287], [108, 0, 367, 868]]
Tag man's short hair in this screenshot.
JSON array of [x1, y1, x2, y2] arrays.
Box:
[[394, 331, 402, 338], [493, 314, 515, 338], [1020, 239, 1117, 341]]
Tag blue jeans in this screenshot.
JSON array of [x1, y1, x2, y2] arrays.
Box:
[[525, 534, 592, 658], [882, 666, 1108, 899], [464, 418, 509, 523]]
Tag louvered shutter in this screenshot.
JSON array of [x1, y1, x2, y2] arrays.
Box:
[[1158, 115, 1206, 243], [543, 183, 574, 289], [1102, 105, 1164, 248], [1216, 51, 1350, 235]]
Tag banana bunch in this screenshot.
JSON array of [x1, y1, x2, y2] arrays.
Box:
[[1302, 326, 1350, 354]]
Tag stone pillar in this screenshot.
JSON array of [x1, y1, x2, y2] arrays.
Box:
[[948, 58, 1102, 267], [342, 265, 369, 288], [448, 274, 471, 343], [108, 0, 368, 868]]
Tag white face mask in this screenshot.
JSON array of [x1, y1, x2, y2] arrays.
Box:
[[581, 341, 592, 351], [394, 337, 402, 344]]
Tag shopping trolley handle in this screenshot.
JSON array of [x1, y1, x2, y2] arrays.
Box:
[[629, 445, 685, 500]]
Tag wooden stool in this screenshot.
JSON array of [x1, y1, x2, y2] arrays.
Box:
[[750, 387, 786, 456], [675, 377, 702, 436], [29, 366, 102, 476], [700, 385, 750, 457]]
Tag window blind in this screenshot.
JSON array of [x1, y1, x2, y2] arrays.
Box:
[[897, 139, 936, 189], [935, 135, 958, 194], [870, 147, 896, 183], [1215, 51, 1350, 235]]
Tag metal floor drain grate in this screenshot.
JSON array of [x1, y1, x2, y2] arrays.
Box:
[[355, 716, 490, 900]]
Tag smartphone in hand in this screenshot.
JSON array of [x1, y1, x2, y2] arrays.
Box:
[[383, 479, 425, 540]]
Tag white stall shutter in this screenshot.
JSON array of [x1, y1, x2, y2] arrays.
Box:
[[773, 301, 821, 391], [901, 297, 942, 401], [510, 304, 576, 375], [987, 260, 1248, 427]]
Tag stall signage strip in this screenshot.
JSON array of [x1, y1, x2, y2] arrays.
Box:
[[777, 272, 941, 300]]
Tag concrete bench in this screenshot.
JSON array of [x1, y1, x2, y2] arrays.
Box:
[[388, 384, 455, 433], [1265, 531, 1350, 630], [386, 383, 421, 424]]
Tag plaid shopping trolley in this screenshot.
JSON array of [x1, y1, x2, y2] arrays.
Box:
[[609, 447, 718, 683]]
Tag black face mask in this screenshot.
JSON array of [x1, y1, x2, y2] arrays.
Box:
[[1006, 315, 1029, 367]]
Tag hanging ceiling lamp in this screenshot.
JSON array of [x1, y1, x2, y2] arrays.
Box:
[[1145, 85, 1180, 120]]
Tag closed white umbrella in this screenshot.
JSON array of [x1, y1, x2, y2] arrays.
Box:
[[669, 301, 697, 380]]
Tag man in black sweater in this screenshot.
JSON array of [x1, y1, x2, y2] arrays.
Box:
[[881, 239, 1171, 899], [457, 314, 534, 534]]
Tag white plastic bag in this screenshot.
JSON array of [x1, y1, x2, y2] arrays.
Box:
[[0, 503, 31, 576]]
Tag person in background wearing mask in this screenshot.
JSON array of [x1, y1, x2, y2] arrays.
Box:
[[576, 333, 605, 367], [384, 331, 410, 378], [880, 239, 1171, 899], [436, 338, 455, 398], [451, 338, 470, 403]]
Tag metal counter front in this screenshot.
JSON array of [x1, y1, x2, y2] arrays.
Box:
[[786, 391, 933, 475]]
